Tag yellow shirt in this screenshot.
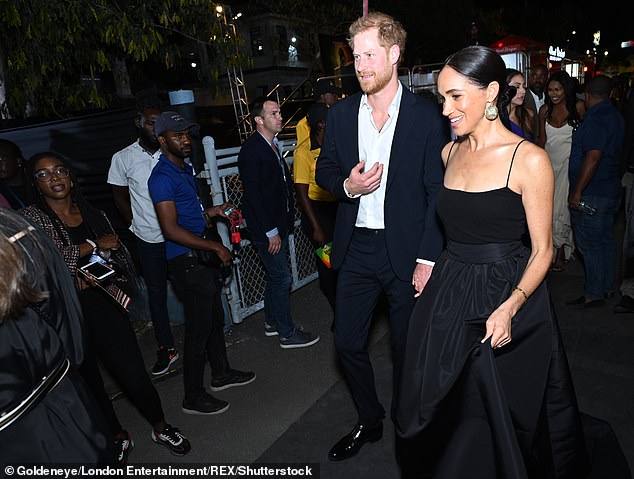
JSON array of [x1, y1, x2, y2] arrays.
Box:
[[295, 116, 310, 152], [293, 144, 336, 202]]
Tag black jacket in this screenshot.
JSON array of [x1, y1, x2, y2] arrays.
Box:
[[315, 86, 446, 280], [238, 132, 295, 243]]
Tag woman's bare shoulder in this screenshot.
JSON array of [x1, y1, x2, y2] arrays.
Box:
[[515, 140, 551, 175]]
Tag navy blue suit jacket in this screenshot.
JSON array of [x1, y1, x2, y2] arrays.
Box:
[[315, 86, 446, 281], [238, 131, 295, 243]]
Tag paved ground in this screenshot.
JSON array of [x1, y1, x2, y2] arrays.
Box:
[[108, 241, 634, 476], [109, 280, 344, 464]]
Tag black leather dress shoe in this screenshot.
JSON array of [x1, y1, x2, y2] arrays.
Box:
[[328, 422, 383, 462], [566, 295, 605, 309], [566, 295, 587, 306], [582, 299, 605, 309]]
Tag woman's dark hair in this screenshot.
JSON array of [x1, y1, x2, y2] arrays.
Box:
[[505, 68, 523, 91], [444, 45, 514, 131], [544, 70, 581, 129], [505, 68, 534, 137], [24, 152, 139, 286]]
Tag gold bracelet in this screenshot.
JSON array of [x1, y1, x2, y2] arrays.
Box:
[[513, 286, 529, 302]]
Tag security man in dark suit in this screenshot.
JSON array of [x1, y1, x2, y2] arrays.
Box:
[[238, 98, 319, 349], [316, 12, 446, 461]]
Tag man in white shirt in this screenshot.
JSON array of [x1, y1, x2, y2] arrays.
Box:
[[524, 63, 548, 136], [108, 96, 179, 376], [315, 12, 445, 462]]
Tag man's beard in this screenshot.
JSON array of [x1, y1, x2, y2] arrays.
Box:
[[140, 131, 159, 150], [531, 85, 544, 96], [167, 143, 189, 159], [358, 64, 393, 95]]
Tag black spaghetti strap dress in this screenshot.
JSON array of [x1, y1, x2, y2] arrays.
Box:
[[397, 141, 589, 479]]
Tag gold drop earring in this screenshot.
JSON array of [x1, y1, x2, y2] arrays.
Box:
[[484, 101, 498, 121]]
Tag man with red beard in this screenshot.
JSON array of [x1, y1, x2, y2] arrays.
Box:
[[316, 12, 447, 462]]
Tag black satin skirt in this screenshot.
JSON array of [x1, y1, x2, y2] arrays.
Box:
[[397, 241, 589, 479]]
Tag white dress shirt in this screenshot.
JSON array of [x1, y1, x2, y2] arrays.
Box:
[[530, 89, 545, 112], [346, 83, 434, 267], [355, 82, 403, 229]]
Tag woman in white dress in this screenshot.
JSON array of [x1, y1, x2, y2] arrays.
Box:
[[537, 70, 586, 271]]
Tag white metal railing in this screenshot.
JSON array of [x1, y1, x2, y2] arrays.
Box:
[[200, 136, 318, 323]]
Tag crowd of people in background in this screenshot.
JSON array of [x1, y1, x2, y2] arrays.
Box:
[[1, 9, 634, 476]]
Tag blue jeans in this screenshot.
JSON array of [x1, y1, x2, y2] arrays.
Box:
[[253, 237, 294, 338], [136, 237, 174, 348], [570, 194, 620, 300]]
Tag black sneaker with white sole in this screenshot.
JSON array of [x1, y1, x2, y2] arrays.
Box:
[[114, 430, 134, 465], [151, 425, 191, 456], [279, 329, 320, 349], [210, 369, 256, 391], [182, 393, 230, 415], [151, 347, 179, 376], [264, 322, 278, 336]]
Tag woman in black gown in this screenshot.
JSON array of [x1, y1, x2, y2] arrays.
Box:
[[397, 46, 589, 478]]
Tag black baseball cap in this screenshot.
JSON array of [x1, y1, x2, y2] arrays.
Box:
[[314, 79, 342, 97], [154, 111, 200, 137]]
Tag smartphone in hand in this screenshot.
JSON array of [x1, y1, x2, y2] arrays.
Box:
[[80, 260, 116, 281]]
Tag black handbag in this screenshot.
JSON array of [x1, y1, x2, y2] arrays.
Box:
[[195, 227, 233, 282]]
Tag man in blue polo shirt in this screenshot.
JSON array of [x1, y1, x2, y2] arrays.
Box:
[[148, 111, 255, 415], [567, 76, 625, 308]]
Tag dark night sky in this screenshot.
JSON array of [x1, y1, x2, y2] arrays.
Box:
[[474, 0, 631, 44], [452, 0, 630, 60], [355, 0, 633, 60]]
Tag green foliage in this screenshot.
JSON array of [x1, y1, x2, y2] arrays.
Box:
[[0, 0, 243, 119], [1, 0, 595, 120]]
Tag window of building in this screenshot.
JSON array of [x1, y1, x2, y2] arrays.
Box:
[[275, 25, 288, 54], [250, 27, 264, 56]]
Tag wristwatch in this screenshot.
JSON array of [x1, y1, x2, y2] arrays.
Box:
[[85, 238, 97, 254]]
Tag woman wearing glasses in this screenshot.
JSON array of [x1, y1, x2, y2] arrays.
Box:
[[20, 152, 191, 463]]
